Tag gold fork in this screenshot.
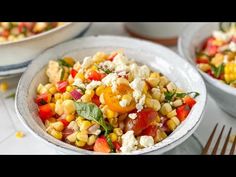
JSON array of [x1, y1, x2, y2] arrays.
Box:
[[201, 123, 236, 155]]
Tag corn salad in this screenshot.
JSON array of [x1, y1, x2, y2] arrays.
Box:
[[0, 22, 64, 43], [196, 22, 236, 87], [35, 51, 199, 153]]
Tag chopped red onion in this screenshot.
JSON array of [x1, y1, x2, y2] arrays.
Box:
[[70, 89, 83, 100]]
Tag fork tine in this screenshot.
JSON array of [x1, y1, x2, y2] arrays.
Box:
[[201, 123, 218, 155], [220, 127, 232, 155], [212, 125, 225, 155], [229, 135, 236, 155]]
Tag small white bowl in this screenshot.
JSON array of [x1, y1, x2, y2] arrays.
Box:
[[0, 22, 91, 73], [178, 22, 236, 117], [15, 35, 207, 154]]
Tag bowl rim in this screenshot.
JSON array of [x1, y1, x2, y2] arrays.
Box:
[[0, 22, 72, 46], [15, 35, 207, 154], [178, 22, 236, 97]]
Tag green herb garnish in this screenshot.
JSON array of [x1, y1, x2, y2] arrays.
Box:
[[95, 64, 112, 74], [210, 64, 224, 78], [60, 67, 65, 81], [165, 91, 200, 102], [164, 91, 176, 102], [74, 102, 114, 152], [58, 59, 73, 67], [75, 86, 86, 94]]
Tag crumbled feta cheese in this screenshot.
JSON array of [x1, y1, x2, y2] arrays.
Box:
[[86, 81, 101, 90], [130, 78, 145, 102], [139, 136, 154, 148], [136, 95, 146, 112], [120, 131, 138, 153], [128, 113, 137, 119], [102, 61, 115, 71], [101, 73, 118, 92], [229, 41, 236, 52], [139, 65, 150, 79], [212, 30, 231, 42], [81, 56, 93, 69], [73, 78, 85, 88], [113, 53, 129, 72], [223, 55, 228, 64], [119, 99, 128, 107], [130, 63, 139, 78]]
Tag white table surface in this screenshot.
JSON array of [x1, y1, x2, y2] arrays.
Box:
[[0, 22, 235, 154]]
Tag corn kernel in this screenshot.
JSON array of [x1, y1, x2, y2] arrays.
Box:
[[66, 114, 75, 122], [109, 133, 118, 142], [171, 116, 180, 126], [54, 93, 62, 100], [87, 135, 97, 145], [150, 72, 160, 79], [160, 103, 172, 115], [75, 72, 85, 81], [44, 83, 53, 90], [81, 94, 91, 102], [113, 128, 123, 136], [0, 82, 8, 92], [75, 140, 86, 147], [76, 131, 88, 142], [172, 99, 183, 107], [167, 109, 177, 118], [80, 120, 92, 131], [143, 82, 149, 94], [52, 121, 64, 131], [117, 78, 129, 86], [48, 117, 57, 123], [85, 89, 95, 97], [76, 116, 84, 126], [66, 132, 77, 143], [63, 100, 75, 114], [15, 131, 24, 138], [68, 75, 74, 85], [55, 100, 64, 115], [50, 129, 62, 140], [108, 117, 118, 127], [211, 53, 224, 67], [151, 88, 161, 100], [103, 106, 118, 119], [159, 76, 169, 87], [93, 52, 107, 63], [37, 84, 44, 94], [224, 62, 236, 83], [68, 121, 79, 131], [96, 85, 105, 96], [120, 94, 132, 106], [155, 129, 167, 142], [66, 85, 73, 92], [166, 82, 177, 92], [49, 86, 57, 94], [198, 63, 211, 72], [166, 119, 177, 131], [146, 78, 159, 88], [145, 98, 161, 111], [99, 93, 105, 104], [62, 91, 72, 100]]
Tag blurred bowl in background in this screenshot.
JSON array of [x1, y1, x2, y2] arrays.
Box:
[[124, 22, 188, 46]]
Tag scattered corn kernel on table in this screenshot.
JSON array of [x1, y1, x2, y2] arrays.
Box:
[[0, 23, 236, 154]]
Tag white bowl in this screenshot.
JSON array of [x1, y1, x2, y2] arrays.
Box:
[[0, 22, 91, 71], [15, 35, 207, 154], [178, 22, 236, 117]]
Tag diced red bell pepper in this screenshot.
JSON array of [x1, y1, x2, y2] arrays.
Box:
[[35, 93, 51, 106], [70, 69, 78, 78], [176, 104, 191, 122], [60, 119, 70, 127], [112, 141, 121, 152], [141, 125, 158, 138], [94, 136, 111, 153], [91, 95, 101, 107], [196, 57, 209, 64], [87, 70, 104, 81], [183, 96, 196, 108], [56, 81, 68, 93], [38, 104, 54, 122], [1, 30, 9, 38], [205, 45, 218, 56]]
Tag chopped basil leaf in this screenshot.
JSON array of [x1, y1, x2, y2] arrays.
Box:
[[95, 64, 112, 74], [211, 64, 224, 78], [5, 92, 15, 99], [75, 86, 86, 94], [176, 92, 200, 99], [164, 91, 176, 102], [58, 59, 72, 67]]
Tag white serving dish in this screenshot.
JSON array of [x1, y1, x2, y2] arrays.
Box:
[[15, 35, 207, 154]]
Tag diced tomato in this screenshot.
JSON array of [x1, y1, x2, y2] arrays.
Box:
[[60, 119, 69, 127], [56, 81, 68, 93], [112, 141, 121, 152], [1, 30, 9, 38], [87, 70, 104, 81], [38, 104, 54, 122], [70, 69, 78, 78], [83, 144, 94, 150], [176, 104, 191, 122], [94, 136, 111, 153], [205, 45, 218, 56], [141, 125, 158, 138], [91, 95, 101, 107], [196, 57, 209, 64], [183, 96, 196, 108], [107, 52, 117, 61], [125, 108, 158, 136], [35, 93, 51, 106], [207, 70, 215, 78]]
